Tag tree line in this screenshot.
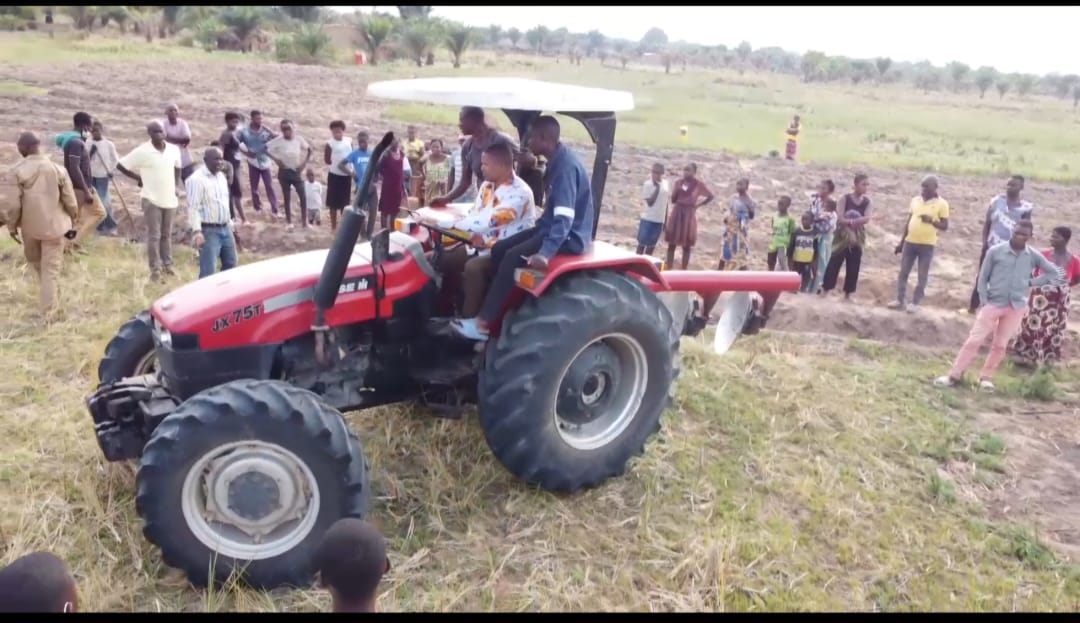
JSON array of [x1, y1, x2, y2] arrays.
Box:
[[5, 6, 1079, 105]]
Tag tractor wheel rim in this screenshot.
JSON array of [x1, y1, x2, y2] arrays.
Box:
[[181, 440, 321, 561], [134, 350, 157, 376], [554, 332, 648, 451]]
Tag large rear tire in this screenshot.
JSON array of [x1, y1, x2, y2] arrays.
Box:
[[135, 379, 370, 589], [478, 271, 677, 493], [97, 310, 156, 384]]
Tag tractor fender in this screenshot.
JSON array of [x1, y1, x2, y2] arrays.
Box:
[[512, 252, 666, 299]]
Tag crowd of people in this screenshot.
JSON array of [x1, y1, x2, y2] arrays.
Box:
[[632, 160, 1076, 389]]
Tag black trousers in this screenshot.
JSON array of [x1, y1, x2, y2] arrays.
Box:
[[478, 228, 545, 322], [969, 245, 989, 311], [278, 168, 307, 225], [823, 245, 863, 294]]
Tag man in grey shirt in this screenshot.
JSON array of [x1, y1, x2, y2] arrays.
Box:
[[935, 220, 1063, 391], [430, 106, 519, 206], [966, 174, 1034, 314]]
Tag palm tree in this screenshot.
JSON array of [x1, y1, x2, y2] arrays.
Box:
[[280, 6, 322, 22], [445, 24, 472, 69], [506, 27, 521, 49], [64, 6, 97, 30], [220, 6, 265, 52], [400, 21, 434, 67], [356, 14, 394, 66], [291, 23, 333, 63], [397, 5, 432, 20]]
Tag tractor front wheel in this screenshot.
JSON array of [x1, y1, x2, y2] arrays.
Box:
[[479, 271, 677, 493], [97, 310, 156, 384], [135, 379, 370, 589]]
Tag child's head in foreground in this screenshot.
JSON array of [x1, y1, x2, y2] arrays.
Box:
[[314, 518, 390, 613], [0, 552, 79, 613]]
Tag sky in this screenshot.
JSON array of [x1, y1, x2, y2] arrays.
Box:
[[333, 5, 1080, 76]]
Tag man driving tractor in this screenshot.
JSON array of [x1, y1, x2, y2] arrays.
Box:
[[421, 142, 537, 318], [451, 116, 593, 341]]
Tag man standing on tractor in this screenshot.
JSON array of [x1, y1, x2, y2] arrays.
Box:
[[430, 107, 519, 206], [451, 116, 592, 341], [186, 147, 237, 279]]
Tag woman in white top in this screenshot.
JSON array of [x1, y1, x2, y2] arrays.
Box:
[[323, 120, 354, 231]]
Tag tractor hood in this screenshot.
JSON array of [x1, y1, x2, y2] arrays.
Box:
[[151, 248, 336, 337], [149, 232, 435, 349]]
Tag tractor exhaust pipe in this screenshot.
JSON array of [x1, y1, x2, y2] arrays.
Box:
[[313, 131, 394, 317], [311, 131, 395, 365]]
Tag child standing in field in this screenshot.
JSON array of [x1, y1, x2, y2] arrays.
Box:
[[809, 179, 838, 293], [785, 114, 801, 161], [305, 168, 324, 227], [87, 120, 119, 235], [637, 163, 670, 256], [767, 195, 796, 271], [719, 178, 757, 271], [314, 518, 391, 613], [788, 212, 820, 293]]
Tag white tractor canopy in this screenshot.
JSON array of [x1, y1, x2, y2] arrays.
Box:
[[365, 77, 635, 113], [366, 77, 635, 240]]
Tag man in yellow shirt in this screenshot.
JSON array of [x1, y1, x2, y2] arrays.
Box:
[[888, 175, 949, 312]]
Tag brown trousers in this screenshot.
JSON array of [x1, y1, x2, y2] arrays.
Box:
[[143, 198, 175, 272], [23, 237, 65, 319], [437, 244, 494, 317], [72, 188, 107, 248]]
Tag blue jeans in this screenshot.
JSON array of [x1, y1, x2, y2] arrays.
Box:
[[198, 227, 238, 279], [813, 232, 833, 292], [92, 176, 117, 231]]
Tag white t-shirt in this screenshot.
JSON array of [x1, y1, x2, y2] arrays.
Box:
[[641, 179, 671, 223], [118, 141, 182, 208], [327, 136, 353, 177], [305, 180, 324, 211]]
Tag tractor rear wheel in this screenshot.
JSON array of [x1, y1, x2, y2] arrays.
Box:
[[135, 379, 370, 589], [479, 270, 677, 493], [97, 310, 156, 384]]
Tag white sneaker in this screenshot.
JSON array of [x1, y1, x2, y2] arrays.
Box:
[[978, 379, 995, 392], [933, 375, 957, 387], [887, 301, 904, 310], [906, 303, 918, 313]]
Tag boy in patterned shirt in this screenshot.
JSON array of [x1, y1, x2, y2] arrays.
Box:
[[421, 143, 536, 317]]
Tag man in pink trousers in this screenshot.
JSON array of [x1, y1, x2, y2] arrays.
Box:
[[934, 220, 1063, 391]]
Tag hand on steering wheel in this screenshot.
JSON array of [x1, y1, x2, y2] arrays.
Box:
[[421, 222, 474, 245]]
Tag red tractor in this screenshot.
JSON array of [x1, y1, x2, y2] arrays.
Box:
[[86, 78, 799, 589]]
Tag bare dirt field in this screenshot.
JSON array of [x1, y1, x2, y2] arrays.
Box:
[[2, 37, 1080, 612]]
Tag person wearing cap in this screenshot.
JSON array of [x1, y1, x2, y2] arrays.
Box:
[[8, 131, 79, 323], [888, 174, 949, 313]]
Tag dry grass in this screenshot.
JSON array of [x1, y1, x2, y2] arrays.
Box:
[[2, 235, 1079, 611]]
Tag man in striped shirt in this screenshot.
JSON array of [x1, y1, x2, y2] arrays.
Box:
[[186, 147, 237, 279]]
